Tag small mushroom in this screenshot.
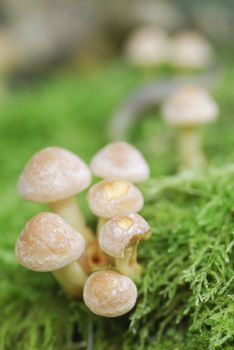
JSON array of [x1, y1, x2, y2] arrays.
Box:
[[170, 31, 214, 70], [87, 178, 144, 234], [83, 269, 137, 317], [99, 213, 151, 280], [17, 147, 94, 243], [15, 212, 86, 297], [90, 141, 150, 183], [124, 26, 169, 67], [161, 85, 218, 171]]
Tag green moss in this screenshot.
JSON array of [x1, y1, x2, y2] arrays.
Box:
[[0, 60, 234, 349]]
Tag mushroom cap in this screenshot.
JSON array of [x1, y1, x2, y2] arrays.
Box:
[[170, 31, 214, 69], [125, 26, 169, 66], [15, 212, 85, 272], [99, 213, 151, 258], [162, 85, 218, 127], [83, 270, 137, 317], [17, 147, 91, 203], [87, 179, 144, 218], [90, 141, 150, 182]]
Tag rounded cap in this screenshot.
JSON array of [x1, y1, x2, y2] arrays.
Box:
[[125, 26, 169, 66], [17, 147, 91, 203], [87, 179, 144, 218], [162, 85, 218, 127], [170, 31, 214, 69], [15, 212, 85, 272], [90, 141, 150, 182], [99, 213, 151, 258], [83, 270, 137, 317]]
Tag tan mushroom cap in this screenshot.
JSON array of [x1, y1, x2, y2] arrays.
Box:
[[90, 141, 150, 183], [162, 85, 218, 127], [87, 179, 144, 219], [125, 26, 169, 66], [83, 270, 137, 317], [170, 31, 214, 69], [15, 212, 85, 272], [17, 147, 91, 203], [99, 213, 151, 258]]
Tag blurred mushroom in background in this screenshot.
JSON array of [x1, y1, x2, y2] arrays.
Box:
[[161, 85, 219, 171], [124, 26, 170, 67], [170, 31, 214, 70]]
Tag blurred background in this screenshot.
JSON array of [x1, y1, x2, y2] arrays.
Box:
[[0, 0, 233, 83]]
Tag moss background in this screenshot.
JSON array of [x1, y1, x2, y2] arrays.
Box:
[[0, 57, 234, 349]]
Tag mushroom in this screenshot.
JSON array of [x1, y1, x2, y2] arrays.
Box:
[[170, 31, 214, 70], [87, 178, 144, 234], [15, 212, 86, 297], [83, 270, 137, 317], [17, 147, 94, 243], [99, 213, 151, 280], [90, 141, 150, 183], [124, 26, 170, 67], [161, 85, 218, 171]]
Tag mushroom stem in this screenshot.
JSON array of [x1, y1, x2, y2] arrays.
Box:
[[177, 126, 206, 171], [97, 217, 108, 237], [52, 261, 87, 297], [50, 197, 94, 243], [115, 244, 142, 281]]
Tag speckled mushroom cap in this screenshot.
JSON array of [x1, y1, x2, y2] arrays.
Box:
[[170, 31, 213, 69], [15, 212, 85, 272], [99, 213, 151, 258], [162, 86, 218, 127], [125, 26, 169, 66], [87, 179, 144, 218], [90, 141, 150, 183], [83, 270, 137, 317], [17, 147, 91, 203]]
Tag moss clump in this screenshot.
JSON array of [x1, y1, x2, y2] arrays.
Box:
[[0, 59, 234, 349], [129, 167, 234, 350]]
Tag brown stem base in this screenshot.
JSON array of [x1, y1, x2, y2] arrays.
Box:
[[79, 239, 110, 274]]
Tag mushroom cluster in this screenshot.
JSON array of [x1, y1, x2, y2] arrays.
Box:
[[124, 26, 214, 70], [15, 142, 151, 318]]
